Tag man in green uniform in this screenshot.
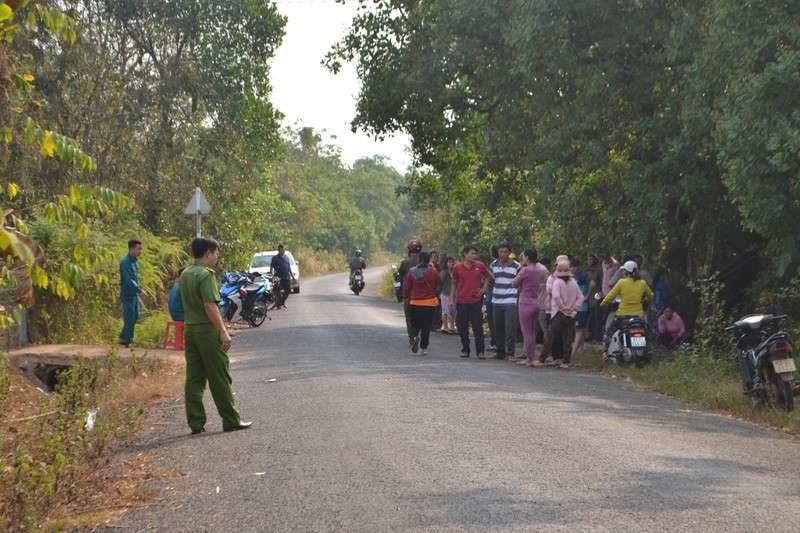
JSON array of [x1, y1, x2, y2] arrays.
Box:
[[179, 237, 251, 434]]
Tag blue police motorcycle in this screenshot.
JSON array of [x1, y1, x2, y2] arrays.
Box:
[[219, 271, 273, 327]]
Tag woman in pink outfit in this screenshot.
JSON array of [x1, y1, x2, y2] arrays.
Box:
[[533, 260, 585, 370], [511, 248, 544, 367], [657, 304, 692, 348]]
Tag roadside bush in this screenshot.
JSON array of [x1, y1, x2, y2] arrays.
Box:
[[27, 221, 189, 346], [292, 246, 344, 277], [0, 349, 158, 530], [689, 277, 732, 359], [0, 356, 12, 420], [378, 268, 396, 299], [125, 311, 172, 348]]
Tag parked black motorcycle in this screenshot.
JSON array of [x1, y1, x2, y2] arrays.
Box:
[[725, 314, 796, 412]]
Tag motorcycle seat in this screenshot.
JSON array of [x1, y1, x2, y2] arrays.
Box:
[[754, 331, 791, 353], [622, 317, 646, 328]]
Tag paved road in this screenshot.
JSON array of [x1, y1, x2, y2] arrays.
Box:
[[107, 267, 800, 532]]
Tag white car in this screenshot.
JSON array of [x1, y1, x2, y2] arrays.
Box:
[[250, 251, 300, 293]]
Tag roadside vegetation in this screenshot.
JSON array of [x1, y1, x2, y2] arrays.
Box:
[[0, 2, 415, 347], [0, 350, 183, 530], [572, 348, 800, 435], [332, 0, 800, 335]]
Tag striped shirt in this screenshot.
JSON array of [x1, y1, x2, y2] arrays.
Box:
[[490, 259, 521, 307]]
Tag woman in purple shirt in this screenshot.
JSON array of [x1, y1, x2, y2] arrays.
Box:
[[511, 248, 543, 367]]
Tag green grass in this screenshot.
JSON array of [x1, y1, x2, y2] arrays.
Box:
[[572, 345, 800, 434]]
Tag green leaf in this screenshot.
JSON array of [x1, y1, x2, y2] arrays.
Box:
[[0, 4, 13, 23]]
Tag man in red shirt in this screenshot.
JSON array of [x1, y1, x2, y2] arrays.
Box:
[[449, 245, 492, 359]]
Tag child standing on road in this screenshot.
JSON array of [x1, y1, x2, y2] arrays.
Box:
[[439, 256, 456, 334]]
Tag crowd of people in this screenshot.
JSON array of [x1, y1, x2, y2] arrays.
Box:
[[397, 239, 692, 369], [116, 236, 690, 434]]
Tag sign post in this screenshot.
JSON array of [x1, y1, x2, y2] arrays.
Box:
[[184, 188, 212, 238]]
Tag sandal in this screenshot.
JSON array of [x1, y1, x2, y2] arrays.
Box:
[[515, 359, 530, 366], [419, 349, 428, 356], [477, 352, 486, 360], [544, 356, 555, 365], [557, 363, 570, 371], [529, 360, 545, 368], [460, 351, 470, 358]]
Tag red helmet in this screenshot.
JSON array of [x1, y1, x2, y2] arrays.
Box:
[[407, 239, 422, 253]]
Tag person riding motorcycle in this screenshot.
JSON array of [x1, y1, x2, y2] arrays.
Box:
[[600, 260, 653, 361], [349, 249, 366, 282]]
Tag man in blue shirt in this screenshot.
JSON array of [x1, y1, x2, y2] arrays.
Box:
[[118, 239, 148, 346], [270, 244, 294, 309]]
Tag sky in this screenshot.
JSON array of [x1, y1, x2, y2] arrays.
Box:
[[269, 0, 412, 172]]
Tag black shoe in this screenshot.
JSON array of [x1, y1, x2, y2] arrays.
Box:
[[191, 427, 206, 435], [489, 354, 505, 360], [411, 336, 419, 354], [223, 421, 252, 432]]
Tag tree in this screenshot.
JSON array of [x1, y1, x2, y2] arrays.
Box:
[[0, 2, 130, 326], [330, 0, 795, 295]]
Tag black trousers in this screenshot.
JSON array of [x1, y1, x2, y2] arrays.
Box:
[[409, 305, 436, 349], [278, 279, 291, 306]]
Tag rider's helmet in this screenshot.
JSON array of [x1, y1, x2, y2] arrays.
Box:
[[621, 260, 638, 273], [407, 239, 422, 253], [355, 249, 362, 256]]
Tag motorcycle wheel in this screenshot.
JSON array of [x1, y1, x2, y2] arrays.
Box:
[[267, 287, 280, 310], [248, 301, 267, 327], [764, 368, 794, 412], [779, 379, 794, 412], [630, 348, 647, 368]]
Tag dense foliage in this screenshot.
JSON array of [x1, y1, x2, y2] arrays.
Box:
[[0, 1, 414, 343], [329, 0, 800, 313]]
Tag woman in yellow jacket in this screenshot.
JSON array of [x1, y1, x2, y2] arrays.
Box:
[[600, 261, 653, 360]]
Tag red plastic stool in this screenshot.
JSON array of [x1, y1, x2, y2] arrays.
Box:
[[164, 321, 184, 350]]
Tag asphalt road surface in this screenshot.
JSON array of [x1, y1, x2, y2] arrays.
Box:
[[107, 267, 800, 532]]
